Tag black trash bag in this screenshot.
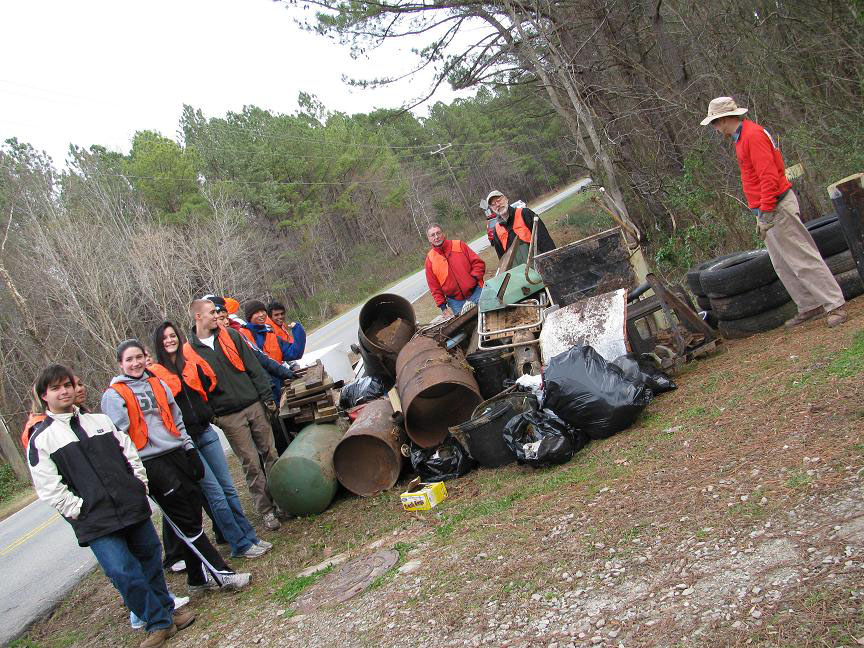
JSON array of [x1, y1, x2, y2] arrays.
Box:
[[502, 409, 588, 468], [612, 353, 677, 394], [543, 346, 653, 440], [339, 376, 388, 410], [409, 437, 474, 481]]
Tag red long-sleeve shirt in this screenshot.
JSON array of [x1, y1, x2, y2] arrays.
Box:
[[425, 239, 486, 307], [735, 119, 792, 213]]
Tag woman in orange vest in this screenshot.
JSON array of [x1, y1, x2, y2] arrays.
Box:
[[101, 339, 250, 595], [150, 321, 271, 561], [486, 190, 556, 264], [424, 223, 486, 316]]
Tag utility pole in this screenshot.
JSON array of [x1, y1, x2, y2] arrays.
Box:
[[430, 143, 471, 215]]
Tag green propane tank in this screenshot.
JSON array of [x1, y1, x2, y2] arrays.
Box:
[[268, 423, 344, 516]]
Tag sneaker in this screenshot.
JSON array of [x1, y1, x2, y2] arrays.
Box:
[[274, 507, 294, 522], [139, 625, 177, 648], [255, 539, 273, 550], [172, 607, 196, 630], [784, 307, 824, 328], [219, 571, 252, 591], [826, 307, 848, 328], [238, 543, 268, 559], [168, 560, 186, 573], [263, 512, 281, 530], [188, 576, 219, 596], [173, 595, 190, 610]]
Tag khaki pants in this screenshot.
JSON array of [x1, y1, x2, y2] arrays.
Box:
[[214, 402, 277, 516], [763, 192, 845, 314]]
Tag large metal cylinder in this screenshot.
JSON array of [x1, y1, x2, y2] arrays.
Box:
[[268, 423, 344, 516], [396, 335, 483, 448], [358, 294, 416, 377], [333, 398, 405, 497]]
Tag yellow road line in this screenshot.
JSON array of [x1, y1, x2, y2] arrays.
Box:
[[0, 514, 60, 557]]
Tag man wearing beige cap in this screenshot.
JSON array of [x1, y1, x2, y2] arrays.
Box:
[[486, 189, 556, 265], [701, 96, 847, 328]]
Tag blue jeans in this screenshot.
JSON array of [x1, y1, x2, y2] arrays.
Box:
[[88, 519, 174, 632], [196, 426, 259, 556], [445, 284, 482, 315]]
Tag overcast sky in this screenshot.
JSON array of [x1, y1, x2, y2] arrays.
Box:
[[0, 0, 466, 167]]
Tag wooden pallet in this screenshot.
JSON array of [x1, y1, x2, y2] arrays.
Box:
[[279, 363, 342, 424]]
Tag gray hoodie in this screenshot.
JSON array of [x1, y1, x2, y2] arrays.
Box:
[[101, 374, 194, 461]]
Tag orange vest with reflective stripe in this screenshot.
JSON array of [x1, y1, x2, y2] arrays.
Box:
[[149, 346, 218, 403], [110, 377, 180, 450], [426, 240, 464, 288], [239, 327, 283, 363], [266, 316, 294, 344], [21, 413, 46, 447], [494, 207, 531, 251]]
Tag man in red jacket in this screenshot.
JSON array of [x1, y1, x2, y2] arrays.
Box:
[[702, 96, 847, 328], [424, 223, 486, 317]]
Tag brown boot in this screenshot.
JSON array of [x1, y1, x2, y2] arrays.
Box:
[[173, 607, 196, 630], [826, 307, 848, 328], [139, 624, 177, 648], [784, 307, 824, 328]]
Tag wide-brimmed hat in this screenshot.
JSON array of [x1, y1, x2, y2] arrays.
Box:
[[700, 96, 748, 126], [486, 190, 505, 205]]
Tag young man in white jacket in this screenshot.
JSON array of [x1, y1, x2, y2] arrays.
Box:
[[27, 364, 195, 648]]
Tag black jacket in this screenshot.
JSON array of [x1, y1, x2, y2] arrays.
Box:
[[188, 327, 273, 416], [27, 410, 151, 546], [490, 205, 556, 259]]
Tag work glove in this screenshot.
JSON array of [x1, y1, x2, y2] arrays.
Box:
[[754, 209, 775, 240], [185, 448, 206, 481], [264, 399, 278, 415]]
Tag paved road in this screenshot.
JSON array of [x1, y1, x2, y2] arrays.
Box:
[[0, 177, 590, 645], [0, 499, 96, 645], [306, 177, 592, 354]]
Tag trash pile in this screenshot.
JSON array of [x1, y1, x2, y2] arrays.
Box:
[[268, 227, 691, 516]]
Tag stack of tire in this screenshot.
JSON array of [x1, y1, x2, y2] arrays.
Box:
[[686, 213, 863, 339]]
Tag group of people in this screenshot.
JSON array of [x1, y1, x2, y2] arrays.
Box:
[[25, 296, 305, 648]]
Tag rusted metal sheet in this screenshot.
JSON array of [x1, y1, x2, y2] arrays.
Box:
[[358, 293, 416, 377], [539, 288, 628, 363], [534, 227, 635, 306], [395, 335, 483, 448], [333, 398, 405, 497]]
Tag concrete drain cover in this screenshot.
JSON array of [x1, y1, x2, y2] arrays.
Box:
[[294, 549, 399, 613]]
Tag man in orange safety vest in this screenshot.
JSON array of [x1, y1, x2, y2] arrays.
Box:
[[486, 190, 556, 265], [424, 223, 486, 318]]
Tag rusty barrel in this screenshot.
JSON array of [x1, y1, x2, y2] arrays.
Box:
[[268, 423, 344, 516], [333, 398, 405, 496], [395, 335, 483, 448], [358, 294, 416, 377]]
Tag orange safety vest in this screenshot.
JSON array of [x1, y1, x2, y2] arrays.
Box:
[[494, 207, 532, 252], [21, 413, 46, 447], [149, 345, 218, 403], [426, 240, 464, 288], [266, 316, 294, 344], [239, 327, 283, 363], [214, 327, 246, 372], [110, 377, 180, 450]]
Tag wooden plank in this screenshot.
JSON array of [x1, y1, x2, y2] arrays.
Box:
[[316, 405, 338, 417], [283, 391, 332, 408], [303, 362, 325, 389], [284, 378, 333, 399]]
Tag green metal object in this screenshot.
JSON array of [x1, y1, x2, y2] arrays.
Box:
[[268, 423, 344, 516], [479, 263, 545, 313]]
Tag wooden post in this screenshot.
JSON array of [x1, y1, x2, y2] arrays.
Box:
[[0, 415, 30, 483], [828, 173, 864, 283]]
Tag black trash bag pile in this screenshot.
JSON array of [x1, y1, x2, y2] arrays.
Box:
[[339, 376, 388, 410], [409, 437, 474, 481], [544, 346, 653, 440], [612, 353, 677, 394], [503, 409, 588, 468]]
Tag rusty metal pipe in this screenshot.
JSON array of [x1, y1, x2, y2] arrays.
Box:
[[333, 398, 405, 497], [358, 293, 416, 377], [395, 335, 482, 448]]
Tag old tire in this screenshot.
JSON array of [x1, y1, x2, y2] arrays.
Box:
[[696, 294, 712, 310], [701, 250, 777, 298], [709, 280, 790, 321], [686, 253, 741, 297], [834, 268, 864, 301], [718, 301, 797, 339], [824, 250, 856, 276], [806, 214, 847, 257]]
